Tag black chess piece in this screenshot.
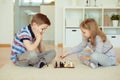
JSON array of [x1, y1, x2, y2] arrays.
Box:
[[55, 61, 57, 68], [60, 61, 64, 67], [60, 61, 62, 67], [62, 62, 64, 67]]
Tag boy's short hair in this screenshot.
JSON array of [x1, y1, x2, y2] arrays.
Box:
[[31, 13, 51, 26]]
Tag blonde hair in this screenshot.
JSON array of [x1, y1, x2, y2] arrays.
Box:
[[80, 18, 106, 46]]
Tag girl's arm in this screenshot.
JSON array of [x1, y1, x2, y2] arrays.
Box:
[[67, 37, 88, 54], [60, 42, 87, 59], [60, 37, 88, 59]]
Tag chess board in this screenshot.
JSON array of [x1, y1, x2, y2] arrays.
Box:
[[54, 60, 74, 68]]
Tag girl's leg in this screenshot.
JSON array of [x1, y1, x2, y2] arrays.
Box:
[[77, 51, 92, 66], [90, 52, 116, 67]]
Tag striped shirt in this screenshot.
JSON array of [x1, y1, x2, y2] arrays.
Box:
[[11, 24, 35, 63]]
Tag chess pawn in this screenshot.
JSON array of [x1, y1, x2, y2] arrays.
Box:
[[62, 62, 64, 67], [60, 61, 62, 67], [67, 62, 71, 67], [64, 61, 67, 67], [55, 61, 57, 68], [57, 61, 60, 67], [70, 62, 73, 67], [60, 61, 64, 67], [63, 61, 66, 67]]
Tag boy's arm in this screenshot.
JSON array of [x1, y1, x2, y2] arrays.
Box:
[[35, 47, 40, 53], [23, 27, 43, 52], [38, 40, 46, 53], [34, 40, 46, 53], [23, 38, 41, 51]]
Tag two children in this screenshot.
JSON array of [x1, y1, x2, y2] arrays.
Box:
[[11, 13, 117, 69], [11, 13, 56, 68], [60, 18, 117, 68]]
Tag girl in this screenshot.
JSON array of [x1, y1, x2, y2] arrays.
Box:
[[60, 18, 117, 68]]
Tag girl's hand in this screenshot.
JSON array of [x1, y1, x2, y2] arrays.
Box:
[[60, 53, 69, 59]]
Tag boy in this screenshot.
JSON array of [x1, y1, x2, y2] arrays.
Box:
[[11, 13, 56, 68]]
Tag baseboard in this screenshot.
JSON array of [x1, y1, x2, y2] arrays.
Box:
[[0, 44, 11, 47], [118, 59, 120, 64]]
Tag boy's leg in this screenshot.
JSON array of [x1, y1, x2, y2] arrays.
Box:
[[37, 49, 56, 64], [90, 52, 115, 67], [15, 51, 39, 67]]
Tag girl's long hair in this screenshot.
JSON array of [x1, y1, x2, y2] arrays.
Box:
[[80, 18, 106, 47]]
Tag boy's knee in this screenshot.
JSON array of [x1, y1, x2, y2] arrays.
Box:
[[27, 51, 38, 60]]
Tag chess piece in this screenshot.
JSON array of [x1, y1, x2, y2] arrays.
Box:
[[70, 62, 73, 67], [60, 61, 64, 67], [60, 61, 62, 67], [55, 60, 74, 68], [55, 61, 57, 68]]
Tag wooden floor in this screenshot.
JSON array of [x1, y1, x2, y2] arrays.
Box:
[[0, 47, 11, 68]]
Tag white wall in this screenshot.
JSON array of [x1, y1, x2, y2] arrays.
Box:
[[40, 5, 55, 41], [55, 0, 118, 46], [0, 0, 14, 44], [14, 0, 40, 34], [15, 1, 54, 42]]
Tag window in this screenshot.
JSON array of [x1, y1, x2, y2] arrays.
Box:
[[19, 0, 54, 6], [44, 0, 54, 4]]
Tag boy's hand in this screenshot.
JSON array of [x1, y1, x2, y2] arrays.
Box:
[[33, 27, 42, 40], [60, 53, 69, 59]]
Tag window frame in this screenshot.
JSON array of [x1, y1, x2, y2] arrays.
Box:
[[19, 0, 54, 6]]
